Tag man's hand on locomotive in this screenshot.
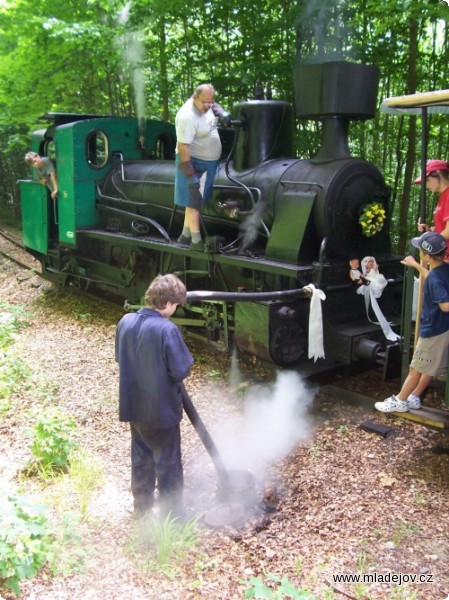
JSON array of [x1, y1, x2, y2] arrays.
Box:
[[211, 102, 233, 127]]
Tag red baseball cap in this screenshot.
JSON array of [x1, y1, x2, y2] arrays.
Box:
[[414, 159, 449, 184]]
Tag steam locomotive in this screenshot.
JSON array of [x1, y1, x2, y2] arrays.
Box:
[[19, 61, 403, 375]]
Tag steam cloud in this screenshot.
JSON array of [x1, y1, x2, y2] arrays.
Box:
[[239, 199, 267, 250], [214, 370, 315, 478], [116, 2, 146, 126]]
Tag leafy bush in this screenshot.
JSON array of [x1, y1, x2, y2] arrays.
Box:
[[0, 304, 30, 348], [0, 354, 32, 400], [0, 495, 53, 596], [0, 305, 32, 413], [26, 408, 78, 475]]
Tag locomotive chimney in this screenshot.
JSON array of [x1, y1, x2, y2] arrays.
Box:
[[293, 61, 380, 161]]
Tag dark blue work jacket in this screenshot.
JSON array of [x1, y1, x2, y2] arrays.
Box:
[[115, 308, 193, 428]]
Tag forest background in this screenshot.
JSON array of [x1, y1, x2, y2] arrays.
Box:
[[0, 0, 448, 254]]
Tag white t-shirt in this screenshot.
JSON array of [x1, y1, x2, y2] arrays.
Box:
[[175, 98, 222, 161]]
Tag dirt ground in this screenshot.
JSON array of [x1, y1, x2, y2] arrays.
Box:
[[1, 235, 449, 600]]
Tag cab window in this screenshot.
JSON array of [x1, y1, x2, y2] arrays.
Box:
[[86, 130, 109, 168]]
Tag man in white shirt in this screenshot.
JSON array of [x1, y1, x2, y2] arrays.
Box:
[[174, 83, 226, 251]]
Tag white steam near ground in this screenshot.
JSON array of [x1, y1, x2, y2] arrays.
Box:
[[212, 369, 316, 479], [183, 365, 316, 516]]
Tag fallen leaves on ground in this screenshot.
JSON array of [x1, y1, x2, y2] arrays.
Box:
[[1, 234, 449, 600]]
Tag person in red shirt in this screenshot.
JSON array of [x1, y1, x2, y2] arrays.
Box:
[[415, 159, 449, 260]]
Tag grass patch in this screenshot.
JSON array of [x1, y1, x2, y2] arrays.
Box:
[[67, 448, 105, 516], [127, 513, 199, 576]]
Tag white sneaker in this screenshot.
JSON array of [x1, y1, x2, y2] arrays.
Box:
[[374, 395, 409, 413], [406, 394, 422, 410]]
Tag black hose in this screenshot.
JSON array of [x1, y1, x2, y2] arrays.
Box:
[[186, 287, 312, 303], [180, 384, 230, 485]]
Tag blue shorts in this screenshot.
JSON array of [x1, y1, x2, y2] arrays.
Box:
[[174, 155, 219, 208]]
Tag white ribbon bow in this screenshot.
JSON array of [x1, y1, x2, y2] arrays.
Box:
[[305, 284, 326, 361]]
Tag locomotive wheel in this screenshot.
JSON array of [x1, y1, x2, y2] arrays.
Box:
[[269, 322, 305, 367]]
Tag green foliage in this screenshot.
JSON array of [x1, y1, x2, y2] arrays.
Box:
[[0, 495, 53, 596], [128, 513, 199, 575], [26, 408, 78, 475], [0, 354, 32, 402], [208, 368, 222, 379], [0, 304, 30, 348], [244, 573, 319, 599], [46, 512, 86, 577], [0, 305, 31, 413], [68, 448, 104, 516]]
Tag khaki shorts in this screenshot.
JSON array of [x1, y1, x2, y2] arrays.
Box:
[[410, 330, 449, 377]]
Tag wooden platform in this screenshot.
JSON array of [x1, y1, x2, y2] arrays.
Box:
[[320, 384, 449, 430], [396, 406, 449, 429]]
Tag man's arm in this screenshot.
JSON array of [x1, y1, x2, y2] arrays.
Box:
[[440, 219, 449, 239], [49, 172, 58, 199], [177, 142, 191, 163], [438, 301, 449, 313]]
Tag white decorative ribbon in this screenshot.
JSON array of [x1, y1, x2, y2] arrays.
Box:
[[357, 285, 400, 341], [305, 284, 326, 361]]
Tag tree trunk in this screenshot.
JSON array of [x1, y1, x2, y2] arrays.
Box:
[[158, 19, 170, 122]]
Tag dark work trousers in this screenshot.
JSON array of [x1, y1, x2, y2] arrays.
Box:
[[130, 422, 184, 516]]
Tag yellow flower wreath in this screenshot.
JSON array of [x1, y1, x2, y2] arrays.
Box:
[[359, 202, 386, 237]]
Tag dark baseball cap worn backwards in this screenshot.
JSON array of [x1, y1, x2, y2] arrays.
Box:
[[411, 231, 447, 256]]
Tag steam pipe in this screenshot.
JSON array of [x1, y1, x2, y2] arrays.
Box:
[[186, 287, 313, 303]]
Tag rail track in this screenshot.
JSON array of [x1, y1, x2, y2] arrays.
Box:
[[0, 228, 36, 271], [0, 228, 126, 309]]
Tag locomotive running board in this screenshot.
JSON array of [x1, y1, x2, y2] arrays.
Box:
[[76, 229, 312, 279]]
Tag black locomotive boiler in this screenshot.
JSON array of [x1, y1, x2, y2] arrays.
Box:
[[20, 61, 403, 374]]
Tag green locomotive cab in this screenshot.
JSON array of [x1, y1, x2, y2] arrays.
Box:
[[19, 113, 176, 253]]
